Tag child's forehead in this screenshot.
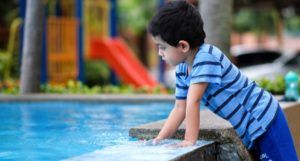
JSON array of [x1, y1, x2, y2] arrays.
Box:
[[152, 36, 166, 45]]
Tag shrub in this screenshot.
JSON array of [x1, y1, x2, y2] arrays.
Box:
[[84, 60, 110, 87], [256, 76, 285, 95]]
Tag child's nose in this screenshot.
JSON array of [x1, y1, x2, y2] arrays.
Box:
[[158, 50, 164, 57]]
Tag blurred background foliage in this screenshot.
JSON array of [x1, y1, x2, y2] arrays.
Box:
[[0, 0, 19, 27], [233, 7, 300, 35], [118, 0, 156, 35], [285, 16, 300, 35], [117, 0, 157, 67], [233, 8, 277, 34], [0, 79, 170, 95], [84, 60, 110, 87], [0, 0, 20, 81], [0, 75, 291, 95], [0, 0, 300, 94], [256, 76, 285, 95]]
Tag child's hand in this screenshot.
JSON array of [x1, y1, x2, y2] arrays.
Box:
[[152, 136, 164, 145], [169, 140, 195, 148]]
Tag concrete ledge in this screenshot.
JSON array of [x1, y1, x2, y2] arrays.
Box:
[[64, 140, 217, 161], [130, 109, 252, 161], [281, 102, 300, 158], [171, 141, 217, 161], [0, 94, 174, 103], [130, 102, 300, 160]]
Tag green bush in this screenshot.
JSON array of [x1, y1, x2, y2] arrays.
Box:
[[0, 79, 171, 95], [4, 76, 298, 96], [84, 60, 110, 87], [0, 79, 19, 95], [256, 76, 285, 95], [40, 81, 168, 95], [285, 16, 300, 35]]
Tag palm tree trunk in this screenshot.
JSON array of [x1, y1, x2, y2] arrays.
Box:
[[20, 0, 45, 94], [199, 0, 233, 56]]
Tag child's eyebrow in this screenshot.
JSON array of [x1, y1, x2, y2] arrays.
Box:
[[156, 43, 164, 47]]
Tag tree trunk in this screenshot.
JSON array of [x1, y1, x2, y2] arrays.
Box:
[[20, 0, 45, 94], [199, 0, 233, 56]]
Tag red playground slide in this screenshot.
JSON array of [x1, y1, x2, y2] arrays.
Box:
[[90, 37, 158, 88]]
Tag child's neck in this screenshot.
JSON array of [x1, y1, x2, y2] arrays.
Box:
[[186, 47, 199, 67]]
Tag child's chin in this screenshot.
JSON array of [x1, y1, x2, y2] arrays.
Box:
[[169, 63, 178, 66], [164, 60, 177, 66]]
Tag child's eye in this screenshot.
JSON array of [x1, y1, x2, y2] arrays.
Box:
[[158, 46, 166, 50]]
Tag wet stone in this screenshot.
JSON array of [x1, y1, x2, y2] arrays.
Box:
[[129, 109, 253, 161], [64, 140, 216, 161]]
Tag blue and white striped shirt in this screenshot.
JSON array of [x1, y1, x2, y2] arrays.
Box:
[[175, 43, 279, 149]]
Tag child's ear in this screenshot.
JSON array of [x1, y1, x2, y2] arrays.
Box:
[[178, 40, 190, 53]]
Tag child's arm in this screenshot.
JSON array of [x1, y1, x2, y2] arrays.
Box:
[[179, 82, 208, 147], [153, 99, 187, 142]]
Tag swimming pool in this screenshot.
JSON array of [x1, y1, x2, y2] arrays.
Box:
[[0, 102, 174, 161]]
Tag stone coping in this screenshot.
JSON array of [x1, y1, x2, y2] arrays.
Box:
[[129, 101, 300, 161], [0, 94, 284, 103], [64, 140, 216, 161], [130, 109, 234, 142], [130, 109, 252, 160], [0, 94, 174, 103]]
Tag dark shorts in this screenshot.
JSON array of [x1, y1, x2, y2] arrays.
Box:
[[250, 107, 298, 161]]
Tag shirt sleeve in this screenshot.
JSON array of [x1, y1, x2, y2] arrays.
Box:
[[190, 52, 222, 85], [175, 65, 188, 100]]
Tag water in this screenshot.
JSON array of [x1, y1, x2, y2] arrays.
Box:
[[0, 102, 174, 161]]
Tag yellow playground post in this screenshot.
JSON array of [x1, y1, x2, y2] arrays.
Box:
[[47, 17, 78, 84], [46, 0, 109, 84]]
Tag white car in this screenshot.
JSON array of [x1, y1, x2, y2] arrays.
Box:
[[164, 50, 300, 87], [240, 51, 300, 80], [231, 48, 282, 68]]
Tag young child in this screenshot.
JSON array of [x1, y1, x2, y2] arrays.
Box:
[[148, 1, 298, 161]]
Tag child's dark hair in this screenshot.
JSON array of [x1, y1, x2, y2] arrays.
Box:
[[148, 1, 206, 49]]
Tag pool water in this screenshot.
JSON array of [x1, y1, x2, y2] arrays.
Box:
[[0, 102, 174, 161]]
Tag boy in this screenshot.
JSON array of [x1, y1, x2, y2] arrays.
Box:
[[148, 1, 298, 161]]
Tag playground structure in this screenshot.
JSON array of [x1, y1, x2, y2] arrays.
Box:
[[47, 17, 78, 83], [19, 0, 159, 88], [90, 38, 157, 87], [0, 18, 22, 80]]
